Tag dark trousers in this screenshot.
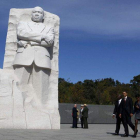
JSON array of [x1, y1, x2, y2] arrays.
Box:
[[83, 117, 88, 128], [115, 117, 124, 134], [72, 117, 77, 128], [122, 112, 135, 135], [81, 117, 84, 128]]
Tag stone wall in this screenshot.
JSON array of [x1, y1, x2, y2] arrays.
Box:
[[59, 103, 135, 124]]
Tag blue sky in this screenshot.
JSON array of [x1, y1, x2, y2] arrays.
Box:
[[0, 0, 140, 83]]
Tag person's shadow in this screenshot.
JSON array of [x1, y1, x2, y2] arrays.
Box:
[[106, 132, 140, 137], [106, 132, 123, 136]]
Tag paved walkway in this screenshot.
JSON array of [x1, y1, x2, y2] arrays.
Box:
[[0, 124, 140, 140]]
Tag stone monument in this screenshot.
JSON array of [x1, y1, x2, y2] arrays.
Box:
[[0, 6, 60, 129]]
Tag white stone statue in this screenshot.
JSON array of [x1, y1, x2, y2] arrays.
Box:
[[0, 7, 60, 129], [13, 7, 54, 104]]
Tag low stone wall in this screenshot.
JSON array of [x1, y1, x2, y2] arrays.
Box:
[[59, 103, 135, 124]]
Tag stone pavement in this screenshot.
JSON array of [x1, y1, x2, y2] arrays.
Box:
[[0, 124, 139, 140]]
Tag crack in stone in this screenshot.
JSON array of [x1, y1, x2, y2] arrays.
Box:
[[12, 80, 14, 128], [22, 91, 28, 129]]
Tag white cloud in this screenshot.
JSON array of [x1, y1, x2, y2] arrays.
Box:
[[1, 0, 140, 40]]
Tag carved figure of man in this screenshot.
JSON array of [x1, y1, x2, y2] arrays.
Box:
[[13, 6, 54, 104]]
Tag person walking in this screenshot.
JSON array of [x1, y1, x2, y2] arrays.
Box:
[[119, 91, 135, 137], [82, 104, 89, 129], [72, 104, 78, 128], [132, 94, 140, 138], [112, 94, 124, 135]]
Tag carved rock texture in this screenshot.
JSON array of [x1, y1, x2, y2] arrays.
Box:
[[0, 8, 60, 129]]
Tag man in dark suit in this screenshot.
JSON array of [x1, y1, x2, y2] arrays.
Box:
[[119, 91, 135, 137], [112, 94, 124, 135], [82, 104, 89, 129], [72, 104, 78, 128]]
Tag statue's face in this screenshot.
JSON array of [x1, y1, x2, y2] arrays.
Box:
[[32, 7, 44, 22]]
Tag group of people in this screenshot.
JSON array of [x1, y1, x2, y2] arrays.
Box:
[[71, 91, 140, 138], [72, 104, 89, 129], [113, 91, 140, 138]]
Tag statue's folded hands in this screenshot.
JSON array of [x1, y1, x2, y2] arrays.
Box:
[[18, 40, 28, 47]]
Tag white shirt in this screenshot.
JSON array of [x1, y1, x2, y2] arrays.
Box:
[[118, 99, 122, 105], [124, 96, 127, 101]]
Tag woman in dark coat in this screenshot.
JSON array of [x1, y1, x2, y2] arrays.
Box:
[[133, 94, 140, 137]]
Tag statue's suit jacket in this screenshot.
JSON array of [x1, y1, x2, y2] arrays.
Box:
[[13, 21, 54, 69]]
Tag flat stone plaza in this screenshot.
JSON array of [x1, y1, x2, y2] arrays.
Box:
[[0, 124, 139, 140]]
